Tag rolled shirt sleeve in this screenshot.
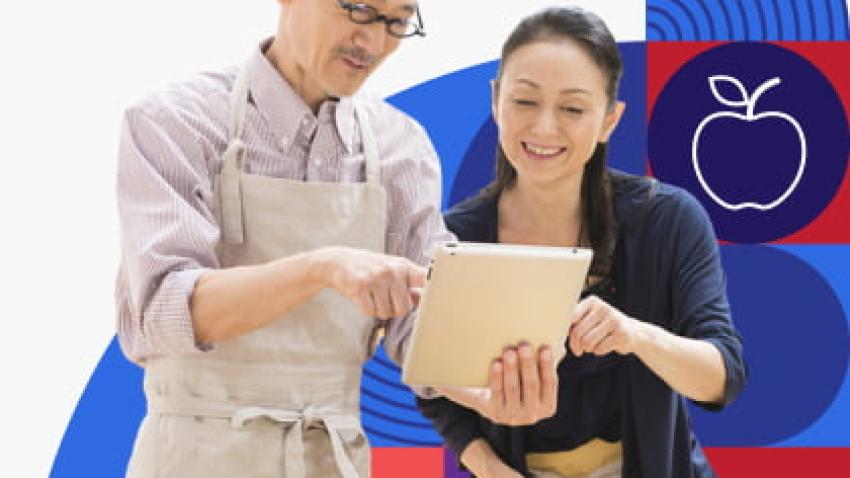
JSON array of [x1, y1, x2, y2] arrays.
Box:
[[380, 116, 455, 369], [116, 105, 221, 363], [115, 66, 456, 366], [668, 189, 747, 410]]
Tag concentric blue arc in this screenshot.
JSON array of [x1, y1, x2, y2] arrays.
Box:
[[361, 346, 443, 447], [648, 0, 850, 40], [48, 5, 850, 472]]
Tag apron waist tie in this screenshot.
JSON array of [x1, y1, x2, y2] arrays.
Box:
[[148, 399, 361, 478]]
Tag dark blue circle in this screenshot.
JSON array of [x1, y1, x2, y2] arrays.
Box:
[[648, 42, 848, 243], [689, 245, 849, 445]]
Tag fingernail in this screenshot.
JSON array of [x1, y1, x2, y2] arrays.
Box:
[[541, 348, 552, 361]]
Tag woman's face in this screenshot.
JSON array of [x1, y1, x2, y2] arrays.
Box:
[[493, 39, 624, 190]]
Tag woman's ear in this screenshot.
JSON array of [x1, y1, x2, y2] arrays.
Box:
[[599, 101, 626, 143]]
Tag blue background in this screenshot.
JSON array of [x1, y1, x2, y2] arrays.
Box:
[[51, 1, 850, 475]]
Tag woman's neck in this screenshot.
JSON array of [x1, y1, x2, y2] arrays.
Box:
[[498, 175, 583, 246]]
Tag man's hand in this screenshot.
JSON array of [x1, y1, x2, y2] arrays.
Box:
[[317, 246, 427, 320], [437, 343, 558, 426]]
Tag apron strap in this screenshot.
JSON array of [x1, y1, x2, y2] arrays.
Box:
[[220, 76, 381, 244], [219, 66, 252, 244], [231, 406, 361, 478], [147, 398, 362, 478], [353, 99, 381, 186]]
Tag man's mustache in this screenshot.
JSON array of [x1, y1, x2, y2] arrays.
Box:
[[337, 47, 377, 66]]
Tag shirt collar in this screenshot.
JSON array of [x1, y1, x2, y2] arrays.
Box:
[[247, 38, 357, 155]]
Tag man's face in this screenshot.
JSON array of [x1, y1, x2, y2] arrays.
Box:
[[281, 0, 419, 98]]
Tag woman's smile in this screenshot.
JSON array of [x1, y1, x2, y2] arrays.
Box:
[[522, 141, 567, 160]]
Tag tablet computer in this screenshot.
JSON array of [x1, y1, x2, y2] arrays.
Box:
[[402, 241, 593, 388]]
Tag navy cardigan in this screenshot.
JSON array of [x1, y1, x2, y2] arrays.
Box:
[[416, 171, 746, 477]]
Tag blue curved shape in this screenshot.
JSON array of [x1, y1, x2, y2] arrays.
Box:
[[655, 0, 832, 41], [771, 0, 788, 39], [720, 0, 748, 39], [448, 118, 498, 205], [361, 387, 421, 412], [828, 0, 850, 40], [648, 23, 670, 41], [363, 368, 412, 394], [785, 0, 802, 39], [693, 0, 719, 38], [697, 0, 734, 39], [808, 0, 827, 39], [689, 245, 849, 446], [50, 339, 144, 477], [822, 0, 837, 39], [751, 0, 769, 39], [364, 426, 442, 447], [648, 6, 685, 40], [713, 0, 736, 39], [794, 0, 814, 39], [386, 61, 498, 209], [656, 0, 702, 39], [773, 245, 850, 445], [842, 0, 850, 38], [734, 0, 762, 39], [360, 389, 428, 425], [818, 0, 850, 41], [361, 405, 435, 430], [370, 348, 403, 373], [756, 0, 778, 40]]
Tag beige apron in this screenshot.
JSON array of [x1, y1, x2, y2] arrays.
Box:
[[126, 64, 387, 478]]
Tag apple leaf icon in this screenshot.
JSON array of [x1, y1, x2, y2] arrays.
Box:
[[709, 76, 749, 108], [692, 75, 807, 211]]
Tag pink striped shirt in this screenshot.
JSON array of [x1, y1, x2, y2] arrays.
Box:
[[115, 39, 454, 364]]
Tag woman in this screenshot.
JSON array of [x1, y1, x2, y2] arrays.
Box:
[[416, 7, 746, 478]]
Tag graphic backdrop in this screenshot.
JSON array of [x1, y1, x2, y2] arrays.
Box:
[[51, 1, 848, 477]]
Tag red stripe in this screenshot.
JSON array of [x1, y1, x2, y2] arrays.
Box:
[[705, 447, 850, 477], [373, 448, 444, 478], [372, 447, 850, 477]]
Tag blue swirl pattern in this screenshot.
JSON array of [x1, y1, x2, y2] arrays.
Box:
[[647, 0, 849, 40]]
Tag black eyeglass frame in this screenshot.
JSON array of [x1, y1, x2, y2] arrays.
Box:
[[337, 0, 426, 38]]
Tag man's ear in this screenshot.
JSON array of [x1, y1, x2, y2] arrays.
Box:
[[599, 101, 626, 143]]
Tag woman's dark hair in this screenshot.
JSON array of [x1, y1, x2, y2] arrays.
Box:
[[482, 6, 624, 276]]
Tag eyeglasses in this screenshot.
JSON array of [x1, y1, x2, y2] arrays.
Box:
[[337, 0, 426, 38]]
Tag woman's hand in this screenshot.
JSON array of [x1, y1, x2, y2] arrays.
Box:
[[569, 295, 643, 357], [436, 343, 559, 426], [570, 295, 727, 403]]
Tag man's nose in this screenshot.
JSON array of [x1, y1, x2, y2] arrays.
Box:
[[352, 22, 387, 58]]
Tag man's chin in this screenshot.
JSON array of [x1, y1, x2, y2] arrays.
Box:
[[327, 81, 367, 99]]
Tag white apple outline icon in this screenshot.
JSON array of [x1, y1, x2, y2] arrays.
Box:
[[692, 75, 807, 211]]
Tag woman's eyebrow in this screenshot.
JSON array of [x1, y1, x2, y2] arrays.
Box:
[[515, 78, 591, 95]]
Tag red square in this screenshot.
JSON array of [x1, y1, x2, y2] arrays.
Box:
[[373, 447, 444, 478], [648, 42, 850, 244]]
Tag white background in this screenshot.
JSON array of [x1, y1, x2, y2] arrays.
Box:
[[0, 1, 643, 475]]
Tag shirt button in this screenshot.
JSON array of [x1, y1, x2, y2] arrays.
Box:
[[313, 158, 323, 167], [278, 137, 289, 150]]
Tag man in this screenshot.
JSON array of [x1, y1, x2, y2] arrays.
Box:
[[115, 0, 452, 476]]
